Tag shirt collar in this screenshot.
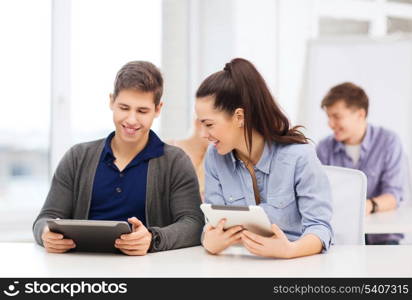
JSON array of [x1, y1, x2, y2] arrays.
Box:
[[228, 142, 272, 174], [255, 142, 272, 174], [360, 124, 372, 152], [332, 139, 345, 154], [101, 132, 116, 163], [229, 151, 237, 172], [101, 130, 164, 165]]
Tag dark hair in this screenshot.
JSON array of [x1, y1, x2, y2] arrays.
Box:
[[196, 58, 308, 157], [321, 82, 369, 116], [113, 61, 163, 105]]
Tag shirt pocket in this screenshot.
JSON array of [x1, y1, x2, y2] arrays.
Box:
[[267, 193, 295, 208], [266, 193, 299, 227], [223, 191, 247, 206], [365, 167, 381, 192], [366, 167, 380, 178]]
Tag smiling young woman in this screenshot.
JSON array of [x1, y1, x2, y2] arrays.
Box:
[[195, 58, 334, 258]]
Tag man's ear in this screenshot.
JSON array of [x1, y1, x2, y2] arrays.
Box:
[[358, 108, 367, 120], [109, 93, 115, 111], [233, 108, 245, 127], [154, 101, 164, 117]]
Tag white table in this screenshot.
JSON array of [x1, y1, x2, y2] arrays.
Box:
[[365, 205, 412, 234], [1, 243, 411, 277]]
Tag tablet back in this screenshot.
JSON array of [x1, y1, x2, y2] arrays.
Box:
[[47, 220, 131, 253], [200, 204, 273, 237]]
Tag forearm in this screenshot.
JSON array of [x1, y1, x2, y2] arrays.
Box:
[[367, 193, 397, 214], [148, 215, 204, 252], [33, 148, 76, 245], [288, 234, 323, 258], [33, 203, 73, 246], [33, 218, 49, 246]]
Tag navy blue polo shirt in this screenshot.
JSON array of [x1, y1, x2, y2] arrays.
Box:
[[88, 130, 164, 225]]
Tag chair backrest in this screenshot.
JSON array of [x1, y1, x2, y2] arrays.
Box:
[[323, 165, 367, 245], [402, 153, 412, 206]]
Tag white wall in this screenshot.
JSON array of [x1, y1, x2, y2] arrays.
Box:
[[161, 0, 191, 140], [233, 0, 278, 99], [277, 0, 316, 123], [161, 0, 280, 140], [50, 0, 72, 174]]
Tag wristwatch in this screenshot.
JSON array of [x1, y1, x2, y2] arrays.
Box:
[[370, 198, 378, 214]]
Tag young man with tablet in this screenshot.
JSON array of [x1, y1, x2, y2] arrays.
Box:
[[33, 61, 204, 255]]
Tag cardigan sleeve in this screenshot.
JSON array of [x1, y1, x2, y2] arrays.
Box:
[[32, 146, 77, 246], [147, 149, 205, 252]]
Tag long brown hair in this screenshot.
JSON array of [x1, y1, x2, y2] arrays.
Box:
[[196, 58, 308, 157]]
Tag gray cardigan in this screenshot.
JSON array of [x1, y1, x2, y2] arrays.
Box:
[[33, 139, 204, 252]]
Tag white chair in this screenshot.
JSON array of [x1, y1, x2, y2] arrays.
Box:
[[323, 165, 367, 245], [401, 153, 412, 206]]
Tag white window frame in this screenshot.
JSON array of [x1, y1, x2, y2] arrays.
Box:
[[314, 0, 412, 37], [50, 0, 72, 176]]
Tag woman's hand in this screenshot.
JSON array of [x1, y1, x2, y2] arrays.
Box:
[[203, 219, 243, 255], [241, 224, 295, 258], [115, 217, 152, 256]]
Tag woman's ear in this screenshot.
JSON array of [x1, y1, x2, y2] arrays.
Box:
[[234, 108, 245, 127]]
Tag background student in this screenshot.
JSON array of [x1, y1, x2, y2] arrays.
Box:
[[316, 82, 405, 245], [195, 58, 333, 258], [33, 61, 204, 255]]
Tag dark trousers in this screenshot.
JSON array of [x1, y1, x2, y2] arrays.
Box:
[[365, 235, 400, 245]]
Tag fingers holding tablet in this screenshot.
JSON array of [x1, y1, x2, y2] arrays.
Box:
[[46, 219, 131, 253], [203, 218, 244, 255], [42, 226, 76, 253], [115, 217, 152, 256]]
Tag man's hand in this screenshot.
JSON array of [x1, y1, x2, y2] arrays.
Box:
[[115, 217, 152, 256], [42, 226, 76, 253]]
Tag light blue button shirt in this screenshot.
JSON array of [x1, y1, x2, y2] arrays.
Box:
[[316, 124, 405, 244], [204, 142, 334, 251]]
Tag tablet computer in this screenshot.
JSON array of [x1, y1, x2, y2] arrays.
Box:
[[200, 204, 273, 237], [47, 219, 131, 253]]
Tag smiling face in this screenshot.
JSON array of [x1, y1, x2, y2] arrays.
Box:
[[110, 89, 162, 145], [195, 95, 244, 155], [324, 100, 366, 144]]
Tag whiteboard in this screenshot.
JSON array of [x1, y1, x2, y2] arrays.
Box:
[[298, 36, 412, 201]]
